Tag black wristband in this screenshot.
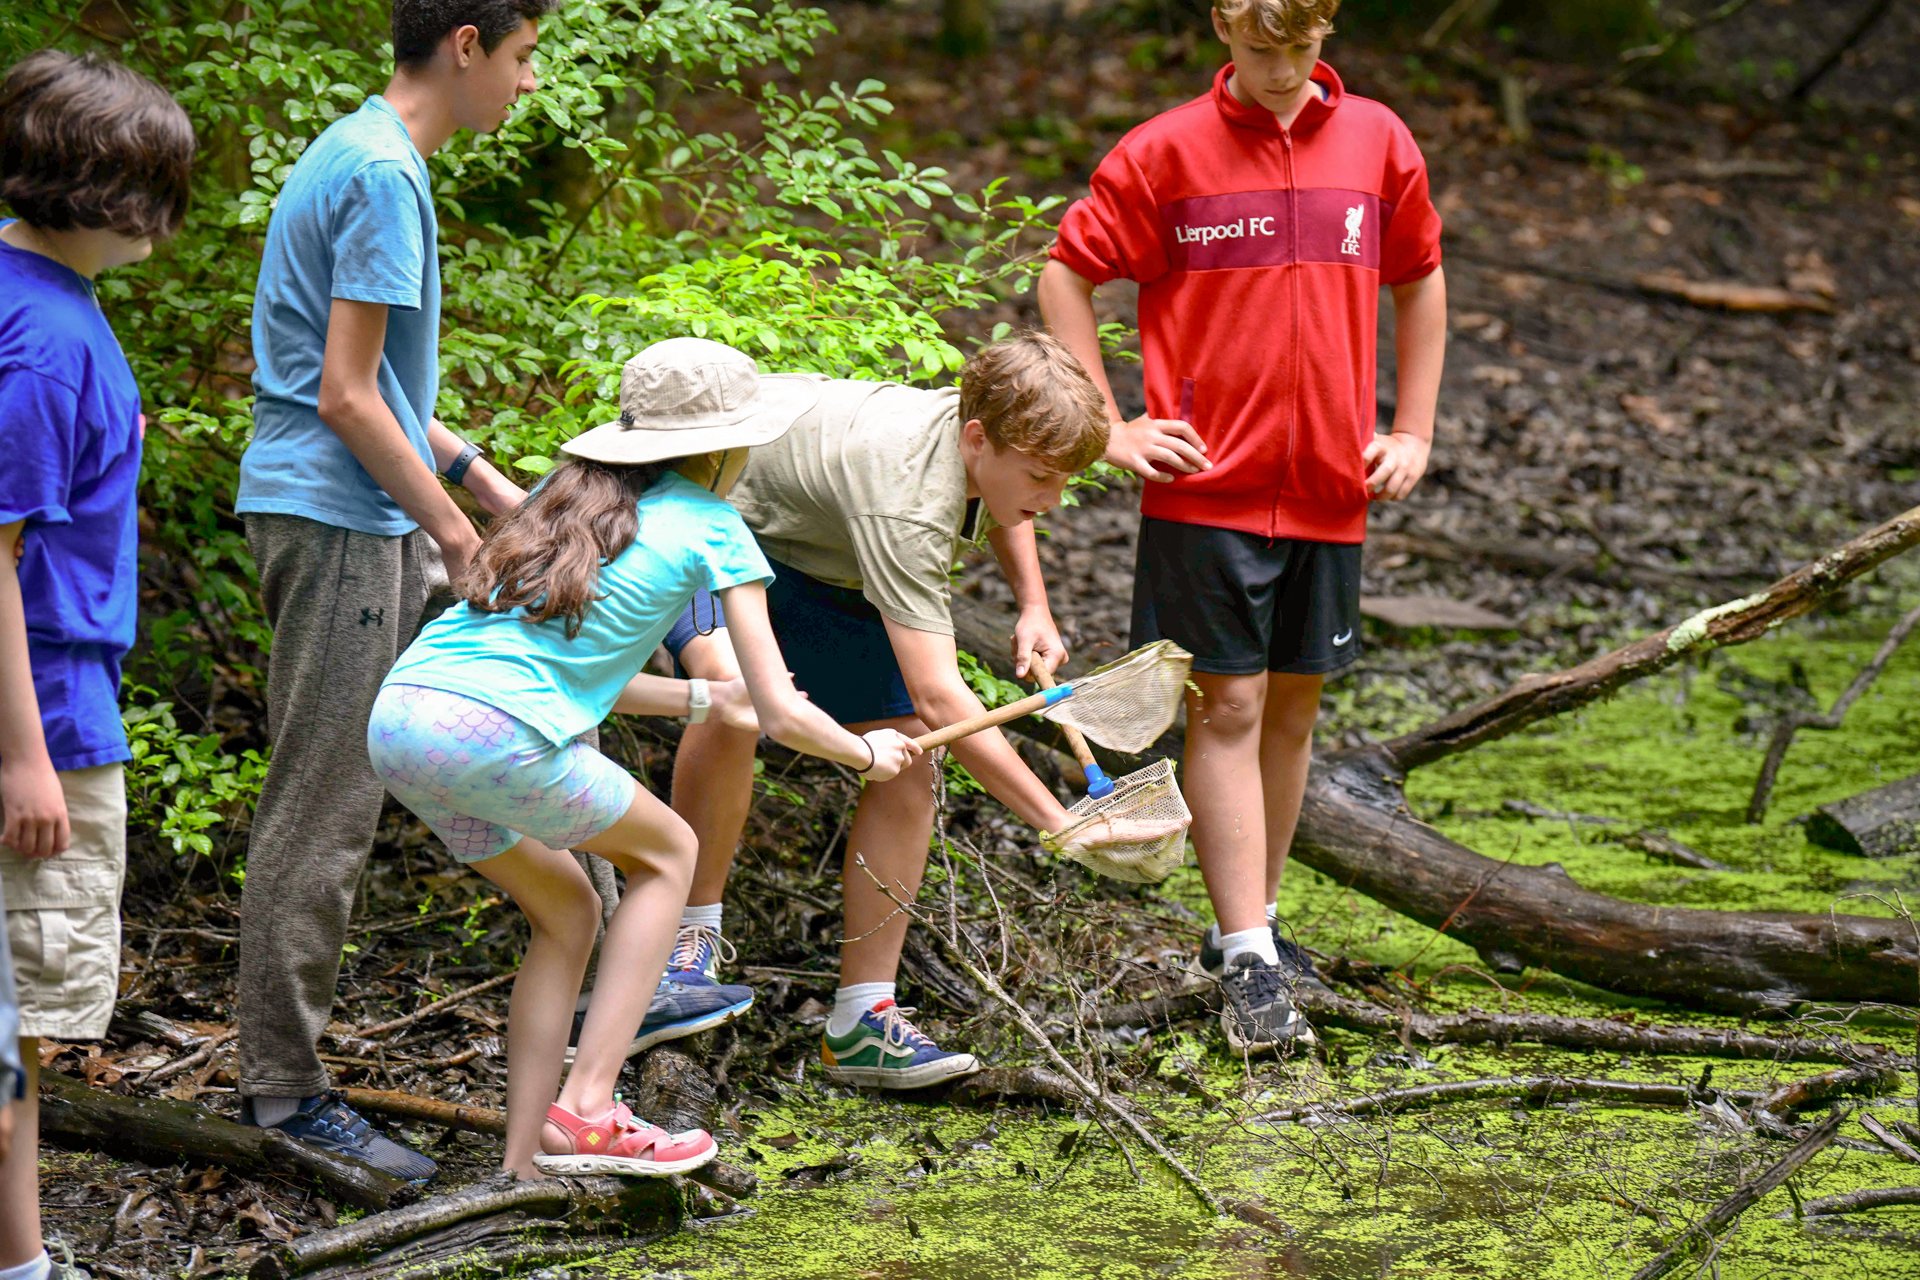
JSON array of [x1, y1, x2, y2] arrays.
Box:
[[855, 736, 876, 774], [443, 442, 483, 486]]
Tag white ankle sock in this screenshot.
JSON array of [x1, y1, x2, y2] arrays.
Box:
[[248, 1095, 302, 1127], [1219, 926, 1280, 968], [1266, 902, 1279, 925], [827, 982, 896, 1037], [0, 1251, 50, 1280], [680, 903, 723, 932]]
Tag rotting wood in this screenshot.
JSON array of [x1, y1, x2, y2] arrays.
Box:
[[1632, 1109, 1848, 1280], [1256, 1076, 1766, 1125], [248, 1172, 679, 1280], [1806, 772, 1920, 859], [38, 1071, 415, 1212], [949, 1065, 1083, 1107], [1752, 1065, 1901, 1116]]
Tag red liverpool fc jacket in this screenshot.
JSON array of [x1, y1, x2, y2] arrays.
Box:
[[1051, 61, 1442, 544]]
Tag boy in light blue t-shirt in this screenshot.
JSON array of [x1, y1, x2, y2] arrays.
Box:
[[232, 0, 556, 1184]]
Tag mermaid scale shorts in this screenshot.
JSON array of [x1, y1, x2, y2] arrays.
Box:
[[368, 684, 635, 863]]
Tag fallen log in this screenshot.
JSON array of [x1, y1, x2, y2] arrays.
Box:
[[1295, 748, 1920, 1011], [38, 1072, 415, 1212], [249, 1172, 678, 1280], [1859, 1114, 1920, 1165], [1633, 1109, 1849, 1280], [1779, 1184, 1920, 1219], [1806, 772, 1920, 859], [949, 1065, 1083, 1108], [1257, 1075, 1764, 1125], [1752, 1065, 1902, 1116], [1095, 983, 1912, 1068], [1633, 272, 1836, 315]]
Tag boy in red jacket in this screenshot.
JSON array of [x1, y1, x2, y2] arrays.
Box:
[[1040, 0, 1446, 1051]]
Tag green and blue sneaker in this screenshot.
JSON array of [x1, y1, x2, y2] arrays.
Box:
[[820, 1000, 980, 1089]]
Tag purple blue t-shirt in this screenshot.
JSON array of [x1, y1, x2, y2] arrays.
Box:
[[0, 223, 144, 770]]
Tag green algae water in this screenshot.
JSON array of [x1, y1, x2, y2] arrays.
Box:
[[521, 619, 1920, 1279]]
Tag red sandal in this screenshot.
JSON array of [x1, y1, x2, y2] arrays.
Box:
[[532, 1100, 717, 1177]]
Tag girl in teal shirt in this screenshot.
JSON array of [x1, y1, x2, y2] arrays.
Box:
[[371, 340, 919, 1179]]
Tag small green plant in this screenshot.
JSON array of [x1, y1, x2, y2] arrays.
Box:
[[1587, 144, 1646, 190], [122, 688, 268, 864]]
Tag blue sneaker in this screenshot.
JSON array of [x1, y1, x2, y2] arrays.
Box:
[[666, 921, 732, 983], [248, 1092, 438, 1184], [821, 1000, 981, 1089], [566, 972, 754, 1064]]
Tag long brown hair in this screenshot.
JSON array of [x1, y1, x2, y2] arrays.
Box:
[[461, 456, 672, 638]]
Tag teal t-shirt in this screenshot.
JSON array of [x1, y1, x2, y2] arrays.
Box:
[[385, 473, 773, 743], [239, 96, 439, 535]]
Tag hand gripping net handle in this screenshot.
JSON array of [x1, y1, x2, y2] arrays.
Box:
[[1043, 758, 1191, 884]]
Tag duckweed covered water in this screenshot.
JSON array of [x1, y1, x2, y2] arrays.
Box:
[[553, 620, 1920, 1278]]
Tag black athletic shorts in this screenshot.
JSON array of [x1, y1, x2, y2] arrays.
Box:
[[1129, 516, 1363, 677]]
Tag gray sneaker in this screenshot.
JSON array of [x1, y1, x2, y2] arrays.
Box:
[[1219, 954, 1317, 1052]]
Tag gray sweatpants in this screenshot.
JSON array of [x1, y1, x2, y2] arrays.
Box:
[[236, 515, 620, 1100], [237, 514, 445, 1099]]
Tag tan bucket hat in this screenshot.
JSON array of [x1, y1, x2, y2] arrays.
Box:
[[561, 337, 820, 465]]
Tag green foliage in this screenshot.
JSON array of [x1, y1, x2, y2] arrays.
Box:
[[1, 0, 1058, 844], [122, 690, 268, 865]]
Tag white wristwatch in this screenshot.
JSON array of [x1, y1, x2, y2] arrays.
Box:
[[686, 677, 711, 724]]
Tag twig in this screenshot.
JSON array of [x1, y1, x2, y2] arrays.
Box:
[[344, 971, 517, 1040], [1860, 1114, 1920, 1165], [1787, 0, 1897, 101], [1614, 0, 1757, 79], [139, 1029, 236, 1085], [1257, 1076, 1761, 1125], [853, 852, 1225, 1217], [1748, 600, 1920, 821], [1632, 1109, 1849, 1280]]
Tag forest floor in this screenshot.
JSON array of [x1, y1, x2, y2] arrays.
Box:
[[36, 4, 1920, 1278]]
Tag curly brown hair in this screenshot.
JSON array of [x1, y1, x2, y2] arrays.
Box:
[[0, 51, 195, 239], [958, 331, 1109, 475], [461, 455, 672, 638], [1214, 0, 1340, 45]]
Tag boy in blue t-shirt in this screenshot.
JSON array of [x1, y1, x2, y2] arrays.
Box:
[[232, 0, 556, 1182], [0, 50, 194, 1280]]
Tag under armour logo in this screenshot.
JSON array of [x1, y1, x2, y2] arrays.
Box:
[[360, 608, 385, 627], [1341, 205, 1364, 256]]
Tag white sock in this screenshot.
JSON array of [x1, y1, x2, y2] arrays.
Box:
[[680, 903, 723, 932], [827, 982, 896, 1037], [1219, 926, 1280, 968], [0, 1251, 51, 1280], [1266, 903, 1279, 925], [248, 1095, 302, 1127]]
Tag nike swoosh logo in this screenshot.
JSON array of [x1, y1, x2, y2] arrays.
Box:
[[1331, 630, 1353, 646]]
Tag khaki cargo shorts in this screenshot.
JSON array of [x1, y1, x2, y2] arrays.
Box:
[[1, 763, 127, 1040]]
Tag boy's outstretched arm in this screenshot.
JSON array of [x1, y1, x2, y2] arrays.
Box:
[[317, 299, 481, 578], [985, 523, 1065, 679], [1364, 266, 1449, 501], [1037, 260, 1208, 483], [0, 522, 67, 860]]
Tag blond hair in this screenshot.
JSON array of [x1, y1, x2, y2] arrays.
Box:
[[959, 332, 1109, 475], [1214, 0, 1339, 44]]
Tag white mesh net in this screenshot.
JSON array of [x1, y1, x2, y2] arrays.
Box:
[[1046, 758, 1191, 884], [1041, 640, 1192, 754]]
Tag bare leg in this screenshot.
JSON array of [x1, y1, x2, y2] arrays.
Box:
[[469, 843, 602, 1179], [837, 715, 935, 987], [672, 630, 758, 909], [557, 789, 698, 1119], [1183, 671, 1271, 937], [0, 1036, 39, 1268], [1259, 672, 1324, 903]]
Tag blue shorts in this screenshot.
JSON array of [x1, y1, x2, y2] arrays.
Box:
[[368, 684, 636, 863], [668, 562, 915, 725]]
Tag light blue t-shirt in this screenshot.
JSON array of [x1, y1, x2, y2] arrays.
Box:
[[239, 96, 439, 535], [385, 473, 774, 744]]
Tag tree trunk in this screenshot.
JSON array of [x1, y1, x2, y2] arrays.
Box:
[[1807, 772, 1920, 858]]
